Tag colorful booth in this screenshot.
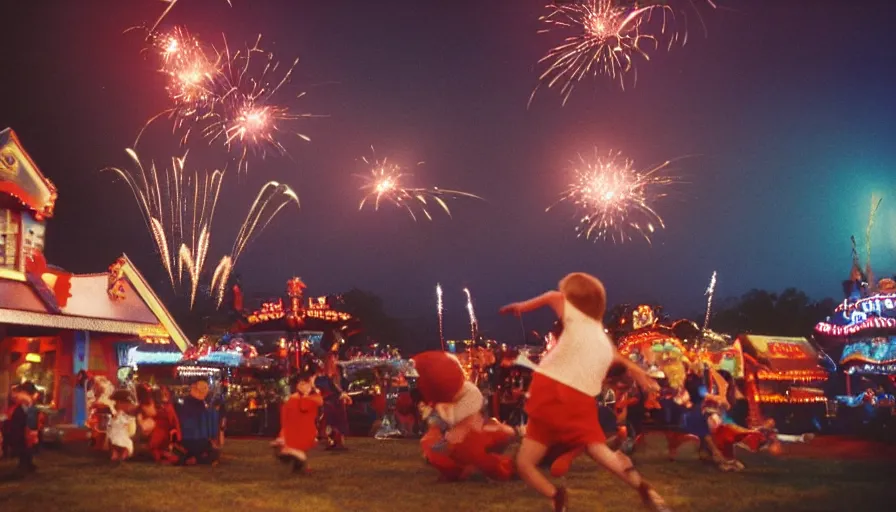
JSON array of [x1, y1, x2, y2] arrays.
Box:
[[0, 128, 189, 426]]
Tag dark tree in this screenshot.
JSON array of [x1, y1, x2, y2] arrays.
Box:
[[710, 288, 834, 337], [336, 288, 407, 349]]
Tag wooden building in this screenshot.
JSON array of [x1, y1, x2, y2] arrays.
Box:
[[0, 128, 188, 426]]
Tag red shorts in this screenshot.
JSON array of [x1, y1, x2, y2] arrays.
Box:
[[525, 373, 605, 447]]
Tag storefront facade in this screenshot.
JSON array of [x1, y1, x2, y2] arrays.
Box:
[[0, 127, 189, 425]]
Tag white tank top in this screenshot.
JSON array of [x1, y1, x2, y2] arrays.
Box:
[[536, 300, 615, 397]]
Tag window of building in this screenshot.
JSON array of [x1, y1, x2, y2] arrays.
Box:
[[0, 208, 20, 269]]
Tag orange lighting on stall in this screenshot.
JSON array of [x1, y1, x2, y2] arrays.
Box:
[[25, 353, 41, 363]]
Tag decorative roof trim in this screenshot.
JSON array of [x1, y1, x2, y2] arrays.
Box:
[[0, 128, 57, 218], [0, 306, 168, 337], [0, 268, 27, 282], [117, 253, 191, 352]]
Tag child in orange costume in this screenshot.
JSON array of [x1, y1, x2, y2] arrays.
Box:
[[501, 273, 671, 512], [273, 371, 323, 473], [412, 351, 515, 482], [149, 386, 182, 464]]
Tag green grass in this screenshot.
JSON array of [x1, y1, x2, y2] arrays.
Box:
[[1, 437, 893, 512]]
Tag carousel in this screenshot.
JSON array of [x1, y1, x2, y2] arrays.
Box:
[[230, 277, 359, 371], [815, 255, 896, 435]]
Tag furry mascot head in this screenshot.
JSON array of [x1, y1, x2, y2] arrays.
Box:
[[411, 351, 483, 426], [413, 351, 515, 482]]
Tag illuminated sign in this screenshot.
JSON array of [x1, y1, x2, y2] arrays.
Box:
[[817, 293, 896, 337], [836, 294, 896, 324], [767, 342, 809, 359]]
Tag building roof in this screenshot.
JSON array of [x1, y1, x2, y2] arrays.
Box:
[[0, 254, 190, 351], [0, 128, 57, 219]]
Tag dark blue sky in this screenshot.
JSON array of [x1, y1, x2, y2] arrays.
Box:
[[1, 0, 895, 342]]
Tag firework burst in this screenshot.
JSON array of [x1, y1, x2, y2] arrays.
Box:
[[202, 36, 315, 173], [137, 30, 315, 173], [137, 26, 221, 145], [548, 149, 676, 244], [107, 150, 299, 308], [154, 27, 219, 108], [531, 0, 678, 105], [356, 152, 481, 221]]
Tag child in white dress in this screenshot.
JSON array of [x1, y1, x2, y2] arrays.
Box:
[[108, 390, 137, 463]]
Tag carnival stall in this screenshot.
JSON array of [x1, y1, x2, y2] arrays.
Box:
[[737, 335, 828, 433], [125, 336, 285, 436], [815, 278, 896, 435], [815, 284, 896, 387], [0, 128, 191, 429], [339, 357, 417, 437]]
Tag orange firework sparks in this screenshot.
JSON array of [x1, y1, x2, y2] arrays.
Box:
[[137, 31, 316, 173], [548, 149, 677, 244], [154, 27, 218, 107], [356, 151, 482, 221], [134, 26, 222, 147], [202, 36, 315, 173], [531, 0, 678, 105]]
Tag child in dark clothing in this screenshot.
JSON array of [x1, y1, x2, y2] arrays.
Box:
[[177, 379, 220, 466], [6, 382, 39, 473]]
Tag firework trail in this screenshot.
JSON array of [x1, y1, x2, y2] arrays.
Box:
[[864, 196, 882, 268], [356, 151, 482, 221], [531, 0, 678, 105], [547, 148, 677, 244], [437, 284, 445, 351], [150, 0, 233, 35], [463, 287, 478, 342], [106, 150, 223, 307], [703, 270, 717, 330], [107, 150, 298, 308], [210, 181, 299, 306]]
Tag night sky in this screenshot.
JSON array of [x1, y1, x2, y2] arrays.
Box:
[[1, 0, 895, 343]]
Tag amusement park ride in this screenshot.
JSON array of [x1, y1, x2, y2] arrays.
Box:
[[121, 276, 362, 435], [815, 242, 896, 393]]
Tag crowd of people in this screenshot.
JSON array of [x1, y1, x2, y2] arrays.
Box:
[[2, 272, 820, 512]]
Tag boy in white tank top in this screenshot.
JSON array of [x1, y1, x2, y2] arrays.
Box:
[[500, 272, 671, 512]]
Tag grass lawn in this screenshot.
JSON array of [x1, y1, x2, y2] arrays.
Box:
[[1, 436, 893, 512]]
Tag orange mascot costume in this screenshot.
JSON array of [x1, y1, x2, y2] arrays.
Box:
[[413, 351, 515, 481]]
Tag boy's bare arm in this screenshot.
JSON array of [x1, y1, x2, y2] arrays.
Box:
[[499, 291, 564, 317], [612, 351, 660, 394]]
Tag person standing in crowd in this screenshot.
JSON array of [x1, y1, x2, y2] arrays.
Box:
[[107, 390, 138, 463], [273, 371, 323, 473], [5, 382, 39, 474], [315, 354, 352, 450], [146, 385, 182, 464], [177, 379, 220, 466]]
